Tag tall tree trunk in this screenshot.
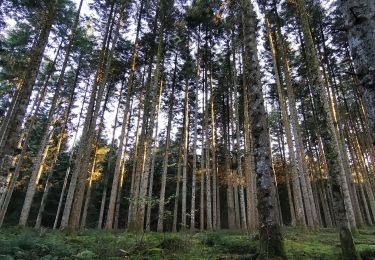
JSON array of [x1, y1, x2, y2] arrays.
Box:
[[0, 1, 57, 192], [131, 39, 165, 232], [231, 33, 247, 230], [127, 69, 147, 228], [80, 157, 97, 229], [209, 38, 218, 230], [19, 28, 85, 226], [340, 0, 375, 147], [0, 48, 64, 226], [200, 128, 205, 231], [294, 0, 360, 258], [190, 48, 199, 231], [81, 84, 112, 228], [0, 38, 63, 212], [19, 97, 61, 226], [204, 66, 212, 231], [35, 59, 82, 228], [59, 1, 116, 228], [145, 87, 162, 231], [34, 174, 51, 229], [97, 80, 125, 229], [240, 45, 257, 230], [229, 83, 240, 229], [157, 53, 177, 232], [266, 18, 307, 227], [181, 78, 189, 229], [105, 0, 144, 229], [172, 142, 183, 232], [53, 83, 89, 229], [346, 119, 375, 222], [128, 5, 167, 231], [113, 99, 134, 230], [62, 1, 126, 230], [273, 4, 321, 227], [223, 90, 235, 229], [316, 28, 363, 227], [346, 125, 374, 225], [241, 0, 286, 258]]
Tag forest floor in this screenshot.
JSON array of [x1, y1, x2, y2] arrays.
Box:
[[0, 226, 374, 259]]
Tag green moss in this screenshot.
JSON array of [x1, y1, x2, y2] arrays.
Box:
[[0, 226, 374, 259]]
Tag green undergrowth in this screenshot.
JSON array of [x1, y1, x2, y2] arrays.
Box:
[[0, 226, 374, 259]]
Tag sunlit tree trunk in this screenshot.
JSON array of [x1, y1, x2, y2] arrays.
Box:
[[60, 1, 117, 229], [81, 85, 112, 228], [80, 157, 97, 229], [294, 0, 360, 257], [346, 119, 375, 223], [63, 1, 128, 230], [97, 80, 125, 229], [346, 126, 374, 225], [53, 83, 89, 230], [105, 0, 144, 230], [35, 60, 82, 228], [316, 24, 362, 227], [19, 97, 60, 226], [266, 18, 306, 226], [20, 46, 84, 227], [132, 42, 165, 233], [0, 52, 64, 227], [0, 40, 63, 213], [0, 0, 57, 192]]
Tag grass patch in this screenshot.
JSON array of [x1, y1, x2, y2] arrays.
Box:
[[159, 237, 191, 253], [0, 226, 374, 259]]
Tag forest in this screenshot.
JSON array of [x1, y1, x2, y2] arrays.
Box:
[[0, 0, 374, 259]]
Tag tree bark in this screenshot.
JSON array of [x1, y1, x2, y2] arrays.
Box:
[[241, 0, 286, 258], [190, 49, 199, 231], [266, 18, 307, 227], [53, 83, 89, 229], [204, 66, 212, 231], [294, 0, 360, 258], [0, 1, 57, 193], [97, 80, 125, 229], [0, 43, 63, 226], [200, 127, 205, 231], [157, 53, 177, 232], [105, 0, 143, 229], [340, 0, 375, 147], [181, 78, 189, 229], [62, 0, 126, 230], [35, 59, 82, 228], [145, 88, 162, 231]]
